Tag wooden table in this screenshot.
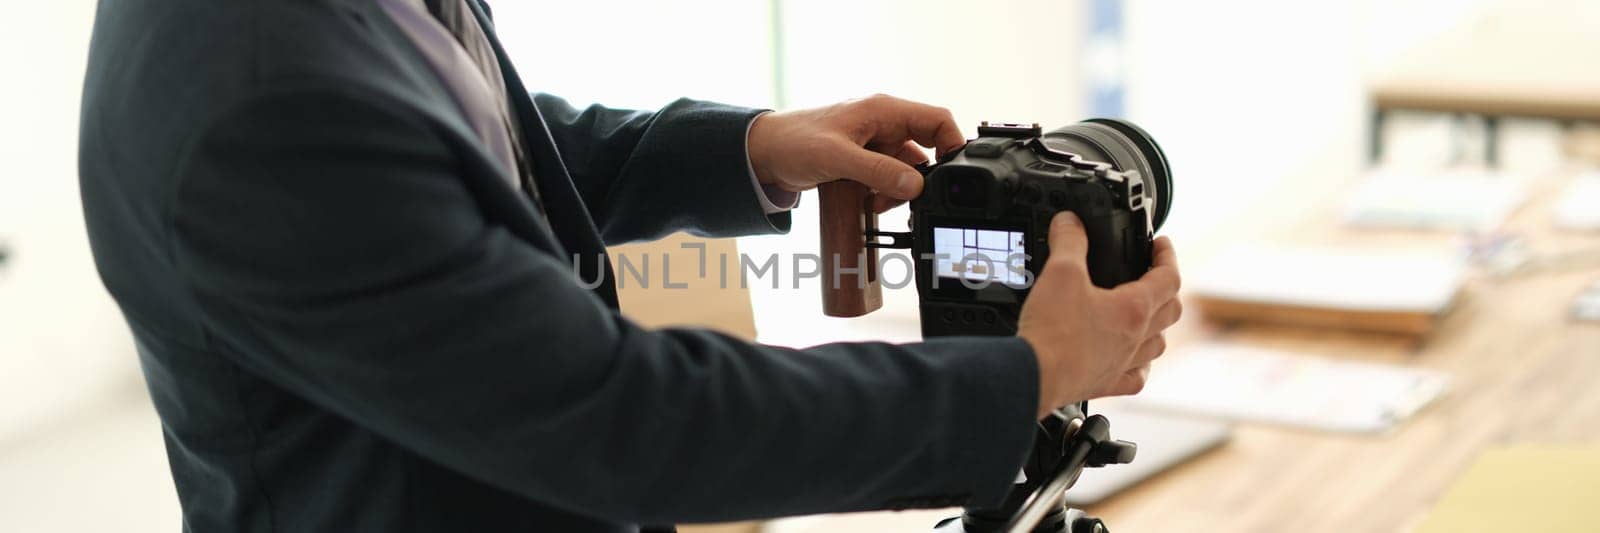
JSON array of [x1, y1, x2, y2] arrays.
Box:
[[1084, 171, 1600, 532], [771, 167, 1600, 533]]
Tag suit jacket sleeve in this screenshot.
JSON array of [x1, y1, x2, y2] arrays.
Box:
[[170, 84, 1039, 524], [531, 93, 784, 245]]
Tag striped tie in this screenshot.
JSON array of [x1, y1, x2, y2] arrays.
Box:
[[424, 0, 543, 208]]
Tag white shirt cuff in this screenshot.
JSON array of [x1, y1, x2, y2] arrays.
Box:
[[745, 113, 801, 215]]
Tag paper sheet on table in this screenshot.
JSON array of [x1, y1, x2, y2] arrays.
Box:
[[1343, 169, 1526, 231], [1190, 245, 1466, 313], [1415, 446, 1600, 533], [1116, 343, 1450, 433]]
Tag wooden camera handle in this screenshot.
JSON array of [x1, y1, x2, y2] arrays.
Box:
[[817, 181, 883, 317]]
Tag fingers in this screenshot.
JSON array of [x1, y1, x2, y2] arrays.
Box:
[[1133, 334, 1167, 365], [1148, 297, 1183, 336], [1111, 236, 1181, 310], [1102, 365, 1152, 397], [853, 94, 966, 157], [1144, 238, 1180, 292], [854, 141, 927, 213], [1151, 236, 1178, 269], [828, 94, 961, 199], [1106, 327, 1172, 398], [865, 141, 928, 212], [872, 195, 908, 214], [831, 141, 924, 199], [1044, 212, 1090, 275], [882, 140, 930, 166]]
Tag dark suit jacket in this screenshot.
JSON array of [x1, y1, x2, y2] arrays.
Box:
[[78, 0, 1038, 531]]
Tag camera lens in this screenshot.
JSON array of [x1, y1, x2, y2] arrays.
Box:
[[1041, 119, 1173, 230]]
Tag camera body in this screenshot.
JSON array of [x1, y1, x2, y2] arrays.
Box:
[[908, 120, 1170, 338]]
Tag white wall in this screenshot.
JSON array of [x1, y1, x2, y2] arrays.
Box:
[[490, 1, 777, 109], [0, 0, 139, 448], [1122, 0, 1369, 244], [0, 1, 183, 530]]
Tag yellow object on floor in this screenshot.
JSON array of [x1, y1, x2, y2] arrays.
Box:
[[1415, 446, 1600, 533]]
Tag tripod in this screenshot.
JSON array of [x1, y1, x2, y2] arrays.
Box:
[[930, 404, 1136, 533]]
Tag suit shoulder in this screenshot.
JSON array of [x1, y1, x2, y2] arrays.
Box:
[[78, 0, 434, 341], [81, 0, 438, 184], [84, 0, 410, 125]]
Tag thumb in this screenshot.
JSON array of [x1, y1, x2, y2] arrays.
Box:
[[832, 143, 924, 200], [1047, 211, 1090, 271]]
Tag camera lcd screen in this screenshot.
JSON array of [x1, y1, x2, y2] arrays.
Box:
[[932, 226, 1028, 287]]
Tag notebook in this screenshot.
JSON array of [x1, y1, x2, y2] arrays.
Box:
[[1189, 244, 1467, 336], [1343, 169, 1526, 231], [1114, 343, 1451, 433], [1415, 446, 1600, 533]]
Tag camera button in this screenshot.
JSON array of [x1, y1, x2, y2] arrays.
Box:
[[1019, 183, 1042, 204], [961, 310, 976, 324], [1049, 190, 1067, 208]]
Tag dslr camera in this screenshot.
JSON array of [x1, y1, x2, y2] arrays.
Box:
[[817, 118, 1171, 533], [908, 119, 1171, 337], [819, 118, 1172, 332]]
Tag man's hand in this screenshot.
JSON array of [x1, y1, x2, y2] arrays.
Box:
[[1019, 212, 1183, 419], [747, 94, 966, 212]]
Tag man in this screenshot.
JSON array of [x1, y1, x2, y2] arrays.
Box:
[[78, 0, 1181, 531]]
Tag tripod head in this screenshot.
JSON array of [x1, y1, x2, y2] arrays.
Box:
[[931, 405, 1135, 533]]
